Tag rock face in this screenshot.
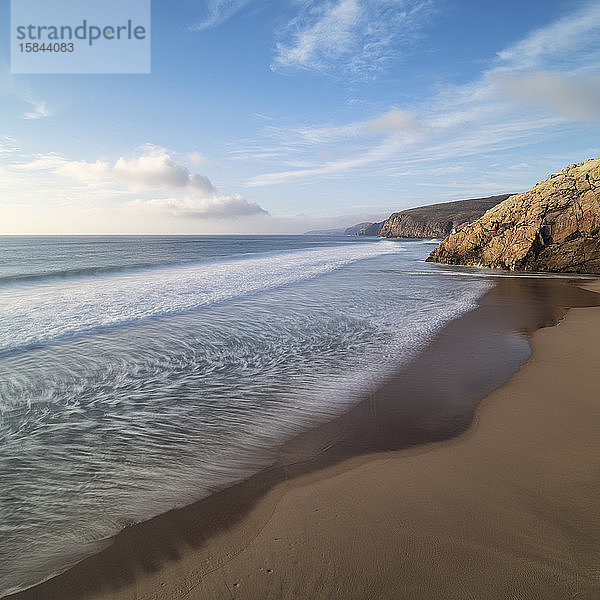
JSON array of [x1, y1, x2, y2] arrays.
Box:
[[427, 157, 600, 273], [379, 195, 511, 239], [344, 222, 373, 235], [304, 222, 376, 235], [356, 221, 384, 236], [303, 227, 346, 235]]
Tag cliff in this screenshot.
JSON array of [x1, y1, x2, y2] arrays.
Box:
[[304, 222, 379, 236], [356, 221, 384, 236], [379, 195, 511, 238], [427, 157, 600, 274], [344, 222, 373, 235], [304, 228, 346, 235]]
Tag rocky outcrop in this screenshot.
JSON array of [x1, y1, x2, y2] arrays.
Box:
[[344, 222, 373, 235], [356, 221, 384, 236], [304, 227, 346, 235], [379, 195, 511, 239], [427, 157, 600, 273], [304, 221, 381, 236]]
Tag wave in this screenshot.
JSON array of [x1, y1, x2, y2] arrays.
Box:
[[0, 241, 403, 355], [0, 261, 199, 286], [0, 241, 493, 597]]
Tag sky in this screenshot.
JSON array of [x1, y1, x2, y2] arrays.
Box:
[[1, 0, 599, 234]]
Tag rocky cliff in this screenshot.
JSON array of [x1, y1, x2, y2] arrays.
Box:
[[379, 195, 511, 238], [303, 227, 346, 235], [344, 222, 373, 235], [427, 157, 600, 273], [303, 221, 377, 235], [304, 222, 381, 236], [356, 221, 384, 236]]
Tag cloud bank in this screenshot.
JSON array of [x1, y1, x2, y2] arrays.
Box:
[[126, 194, 267, 219], [11, 145, 268, 220], [494, 71, 600, 122]]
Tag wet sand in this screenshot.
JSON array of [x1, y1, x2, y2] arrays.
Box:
[[7, 276, 600, 600]]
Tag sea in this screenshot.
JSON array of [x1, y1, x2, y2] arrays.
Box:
[[0, 235, 493, 597]]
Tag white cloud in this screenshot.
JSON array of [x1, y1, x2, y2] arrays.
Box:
[[0, 65, 51, 120], [364, 107, 420, 135], [246, 117, 416, 186], [14, 146, 216, 195], [7, 145, 269, 222], [274, 0, 361, 70], [126, 194, 268, 218], [188, 151, 207, 165], [191, 0, 254, 31], [247, 3, 600, 187], [494, 71, 600, 122], [272, 0, 435, 76], [23, 99, 50, 120], [11, 153, 74, 172], [56, 159, 111, 181], [496, 2, 600, 71], [113, 146, 215, 194], [0, 137, 21, 155], [487, 3, 600, 122], [255, 107, 420, 151]]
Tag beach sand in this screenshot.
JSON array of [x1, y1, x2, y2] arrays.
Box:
[[8, 279, 600, 600], [191, 283, 600, 600]]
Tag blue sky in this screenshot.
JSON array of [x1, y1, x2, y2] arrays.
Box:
[[1, 0, 599, 234]]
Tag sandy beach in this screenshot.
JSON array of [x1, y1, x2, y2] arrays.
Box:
[[8, 278, 600, 600], [191, 281, 600, 600], [4, 1, 600, 597]]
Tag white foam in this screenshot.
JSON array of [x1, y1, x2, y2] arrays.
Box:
[[0, 241, 403, 354]]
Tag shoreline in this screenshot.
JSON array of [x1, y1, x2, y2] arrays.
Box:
[[196, 282, 600, 599], [6, 275, 600, 600]]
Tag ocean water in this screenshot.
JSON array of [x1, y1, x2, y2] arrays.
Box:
[[0, 235, 492, 597]]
